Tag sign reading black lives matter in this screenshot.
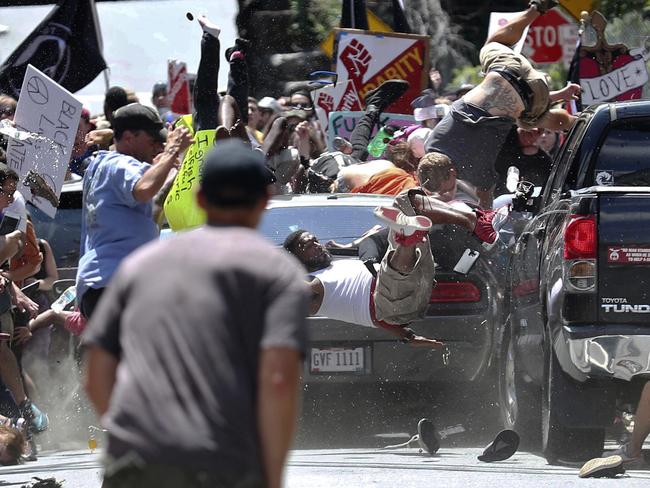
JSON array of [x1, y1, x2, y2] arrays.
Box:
[[5, 65, 81, 218]]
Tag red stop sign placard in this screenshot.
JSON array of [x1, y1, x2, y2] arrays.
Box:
[[525, 9, 577, 64]]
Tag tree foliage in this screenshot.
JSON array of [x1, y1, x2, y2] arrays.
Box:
[[595, 0, 650, 19]]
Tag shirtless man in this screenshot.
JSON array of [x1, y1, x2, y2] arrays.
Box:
[[425, 0, 581, 208], [283, 211, 443, 348]]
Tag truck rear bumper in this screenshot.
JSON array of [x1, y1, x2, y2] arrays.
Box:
[[564, 327, 650, 381]]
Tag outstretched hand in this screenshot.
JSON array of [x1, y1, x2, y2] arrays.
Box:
[[408, 335, 445, 349], [555, 83, 582, 102]]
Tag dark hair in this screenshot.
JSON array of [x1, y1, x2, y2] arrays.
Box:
[[247, 96, 258, 104], [0, 162, 19, 187], [152, 82, 167, 97], [104, 86, 129, 121], [283, 229, 307, 255]]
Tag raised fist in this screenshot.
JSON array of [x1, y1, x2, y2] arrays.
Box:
[[317, 92, 334, 113], [340, 39, 371, 81]]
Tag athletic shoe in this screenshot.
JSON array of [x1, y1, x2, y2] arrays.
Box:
[[374, 206, 431, 235], [19, 399, 49, 433], [225, 38, 251, 62], [197, 15, 220, 38], [472, 209, 498, 245], [478, 429, 520, 462], [417, 418, 440, 455], [529, 0, 558, 14], [363, 80, 410, 112], [605, 442, 644, 466], [579, 455, 626, 478]]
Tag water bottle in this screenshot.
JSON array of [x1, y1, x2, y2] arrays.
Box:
[[367, 126, 397, 158], [506, 166, 520, 193], [51, 286, 76, 313]]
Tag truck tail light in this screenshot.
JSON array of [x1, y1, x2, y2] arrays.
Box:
[[430, 281, 481, 303], [564, 215, 597, 259], [564, 215, 597, 292]]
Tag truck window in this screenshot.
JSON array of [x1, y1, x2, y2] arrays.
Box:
[[543, 118, 587, 204], [590, 119, 650, 187]]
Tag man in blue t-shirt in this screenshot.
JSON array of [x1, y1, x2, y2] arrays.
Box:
[[76, 103, 192, 319]]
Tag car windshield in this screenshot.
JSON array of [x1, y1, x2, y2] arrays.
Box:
[[259, 205, 382, 246]]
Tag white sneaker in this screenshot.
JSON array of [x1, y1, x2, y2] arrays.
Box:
[[579, 455, 625, 478], [606, 443, 644, 466], [374, 206, 431, 236]]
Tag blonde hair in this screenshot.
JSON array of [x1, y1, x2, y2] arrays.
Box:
[[417, 152, 454, 192]]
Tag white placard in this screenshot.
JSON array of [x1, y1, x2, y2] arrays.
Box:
[[5, 64, 81, 218], [488, 12, 530, 55]]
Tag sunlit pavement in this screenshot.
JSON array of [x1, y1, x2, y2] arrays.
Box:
[[1, 447, 649, 487]]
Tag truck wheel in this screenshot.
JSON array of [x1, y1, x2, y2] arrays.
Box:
[[542, 349, 605, 463], [498, 321, 541, 447]]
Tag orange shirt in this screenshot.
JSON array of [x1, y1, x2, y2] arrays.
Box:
[[351, 167, 417, 196]]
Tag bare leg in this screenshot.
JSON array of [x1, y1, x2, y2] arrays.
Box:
[[410, 194, 477, 232], [387, 244, 418, 274], [629, 381, 650, 457], [485, 7, 540, 47], [0, 342, 27, 404]]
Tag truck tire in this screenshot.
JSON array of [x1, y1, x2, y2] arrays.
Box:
[[498, 320, 541, 447], [542, 349, 605, 463]]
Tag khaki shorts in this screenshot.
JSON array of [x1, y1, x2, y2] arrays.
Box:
[[479, 42, 550, 126], [373, 189, 436, 325]]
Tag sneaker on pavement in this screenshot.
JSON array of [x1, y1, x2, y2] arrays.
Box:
[[472, 209, 498, 246], [605, 442, 644, 466], [374, 206, 431, 235], [529, 0, 558, 14], [417, 418, 440, 455], [579, 455, 626, 478], [478, 429, 520, 462], [19, 399, 49, 433], [363, 80, 410, 112]]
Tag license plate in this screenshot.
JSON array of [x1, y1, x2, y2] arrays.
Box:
[[310, 347, 366, 373]]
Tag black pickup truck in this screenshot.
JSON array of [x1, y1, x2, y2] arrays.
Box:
[[498, 100, 650, 463]]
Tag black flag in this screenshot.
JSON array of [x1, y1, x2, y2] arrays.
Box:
[[341, 0, 369, 30], [0, 0, 106, 98]]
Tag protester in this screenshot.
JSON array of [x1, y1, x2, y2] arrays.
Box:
[[425, 0, 581, 208], [151, 81, 172, 121], [0, 94, 16, 121], [75, 103, 193, 320], [83, 140, 309, 488]]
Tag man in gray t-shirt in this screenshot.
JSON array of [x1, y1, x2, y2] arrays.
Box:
[[83, 140, 309, 488]]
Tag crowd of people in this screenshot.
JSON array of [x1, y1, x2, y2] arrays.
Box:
[[0, 0, 646, 484]]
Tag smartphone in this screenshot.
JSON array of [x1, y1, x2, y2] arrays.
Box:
[[0, 214, 19, 235]]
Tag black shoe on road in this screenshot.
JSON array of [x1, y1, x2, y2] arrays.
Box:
[[417, 418, 440, 455], [478, 429, 520, 462], [363, 79, 410, 112]]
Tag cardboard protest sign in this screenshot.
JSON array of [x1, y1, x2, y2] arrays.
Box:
[[5, 64, 81, 218], [327, 111, 415, 151], [576, 12, 648, 105], [163, 129, 215, 231], [168, 59, 192, 115], [332, 29, 429, 116]]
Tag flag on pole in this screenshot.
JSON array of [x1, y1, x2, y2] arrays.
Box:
[[392, 0, 411, 33], [341, 0, 369, 30], [0, 0, 107, 98], [566, 29, 583, 113]]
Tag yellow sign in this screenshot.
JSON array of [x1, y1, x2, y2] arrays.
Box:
[[163, 130, 214, 231], [559, 0, 595, 21], [320, 9, 393, 58]]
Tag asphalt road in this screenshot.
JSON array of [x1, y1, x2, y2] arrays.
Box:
[[1, 446, 649, 488]]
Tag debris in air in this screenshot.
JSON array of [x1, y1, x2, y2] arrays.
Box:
[[186, 12, 194, 21]]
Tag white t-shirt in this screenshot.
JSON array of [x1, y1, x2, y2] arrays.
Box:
[[311, 259, 374, 328], [5, 191, 27, 232]]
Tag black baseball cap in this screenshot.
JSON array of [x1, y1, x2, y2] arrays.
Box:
[[112, 103, 167, 143], [200, 140, 275, 206]]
